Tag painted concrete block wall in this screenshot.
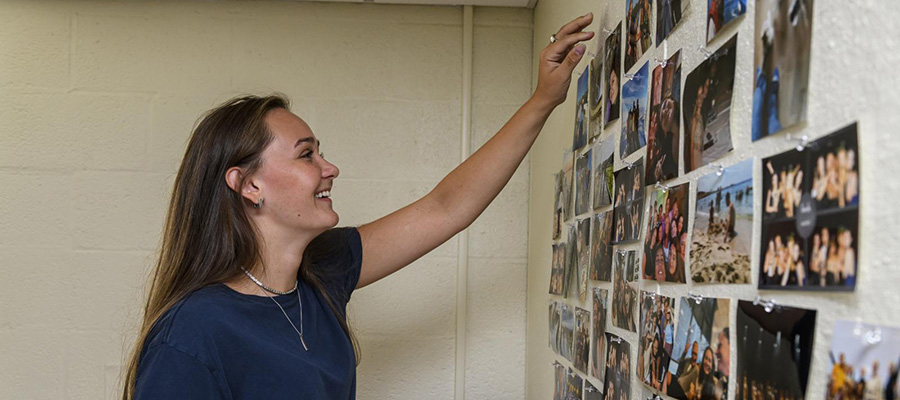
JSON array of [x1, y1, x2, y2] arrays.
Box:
[[527, 1, 900, 400], [0, 1, 532, 399]]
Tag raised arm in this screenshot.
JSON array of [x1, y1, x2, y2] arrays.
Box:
[[355, 13, 595, 289]]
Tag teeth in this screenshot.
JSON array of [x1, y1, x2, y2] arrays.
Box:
[[315, 190, 331, 199]]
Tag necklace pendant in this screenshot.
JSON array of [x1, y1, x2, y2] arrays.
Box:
[[300, 335, 309, 352]]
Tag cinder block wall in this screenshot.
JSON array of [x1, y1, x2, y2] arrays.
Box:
[[0, 1, 533, 398]]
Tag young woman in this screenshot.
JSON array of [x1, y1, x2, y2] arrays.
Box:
[[121, 13, 595, 399]]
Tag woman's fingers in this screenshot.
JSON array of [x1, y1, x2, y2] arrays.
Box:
[[546, 31, 595, 62], [556, 13, 594, 38]]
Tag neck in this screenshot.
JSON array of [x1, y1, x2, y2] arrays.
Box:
[[225, 217, 319, 296]]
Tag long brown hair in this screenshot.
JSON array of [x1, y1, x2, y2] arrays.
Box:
[[120, 94, 359, 399]]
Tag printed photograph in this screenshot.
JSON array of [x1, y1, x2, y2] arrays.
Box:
[[624, 0, 652, 72], [592, 288, 610, 383], [683, 35, 737, 173], [568, 367, 585, 400], [657, 0, 686, 44], [560, 303, 576, 362], [593, 139, 615, 210], [641, 182, 690, 283], [550, 243, 566, 295], [550, 301, 561, 354], [565, 224, 578, 298], [564, 151, 575, 221], [577, 150, 593, 216], [811, 124, 859, 212], [604, 333, 633, 400], [577, 217, 592, 301], [575, 307, 592, 374], [591, 211, 614, 282], [575, 65, 591, 151], [826, 320, 900, 400], [612, 252, 638, 332], [751, 0, 814, 140], [620, 250, 640, 283], [621, 61, 649, 159], [554, 170, 565, 240], [760, 123, 859, 291], [555, 363, 566, 400], [604, 22, 623, 127], [637, 292, 677, 392], [691, 159, 753, 284], [707, 0, 747, 42], [736, 300, 817, 400], [612, 159, 646, 244], [667, 297, 731, 400], [646, 50, 682, 184], [590, 42, 605, 142], [586, 381, 603, 400]]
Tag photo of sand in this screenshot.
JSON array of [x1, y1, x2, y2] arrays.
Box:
[[691, 159, 753, 284]]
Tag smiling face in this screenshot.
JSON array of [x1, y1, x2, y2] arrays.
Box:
[[249, 108, 340, 235]]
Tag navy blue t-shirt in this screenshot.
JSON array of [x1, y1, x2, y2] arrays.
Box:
[[134, 227, 363, 399]]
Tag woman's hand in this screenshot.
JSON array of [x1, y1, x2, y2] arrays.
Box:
[[533, 13, 595, 108]]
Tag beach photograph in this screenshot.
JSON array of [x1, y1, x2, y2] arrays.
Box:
[[691, 159, 753, 284]]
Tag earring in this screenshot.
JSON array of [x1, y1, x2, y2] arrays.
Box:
[[254, 197, 264, 209]]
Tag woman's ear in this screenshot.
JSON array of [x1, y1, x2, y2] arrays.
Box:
[[225, 166, 261, 205]]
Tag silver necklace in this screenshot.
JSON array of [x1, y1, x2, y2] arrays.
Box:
[[240, 267, 309, 351], [240, 266, 297, 295]]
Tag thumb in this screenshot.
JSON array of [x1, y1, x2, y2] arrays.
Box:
[[561, 44, 586, 72]]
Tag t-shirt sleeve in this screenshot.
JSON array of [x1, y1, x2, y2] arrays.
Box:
[[343, 226, 364, 299], [134, 343, 225, 400]]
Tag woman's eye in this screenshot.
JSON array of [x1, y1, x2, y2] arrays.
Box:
[[300, 151, 313, 159]]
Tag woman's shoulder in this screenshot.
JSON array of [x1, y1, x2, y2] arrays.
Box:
[[144, 284, 238, 355]]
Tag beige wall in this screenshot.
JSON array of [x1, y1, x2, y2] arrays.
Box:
[[528, 1, 900, 400], [0, 1, 532, 398]]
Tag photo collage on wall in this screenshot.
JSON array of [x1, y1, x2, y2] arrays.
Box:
[[642, 182, 689, 283], [667, 296, 730, 400], [759, 123, 859, 291], [736, 300, 817, 400], [546, 0, 863, 398], [683, 34, 737, 173], [637, 291, 676, 393], [691, 159, 753, 284]]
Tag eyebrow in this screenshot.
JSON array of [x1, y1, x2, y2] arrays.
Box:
[[294, 137, 320, 148]]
